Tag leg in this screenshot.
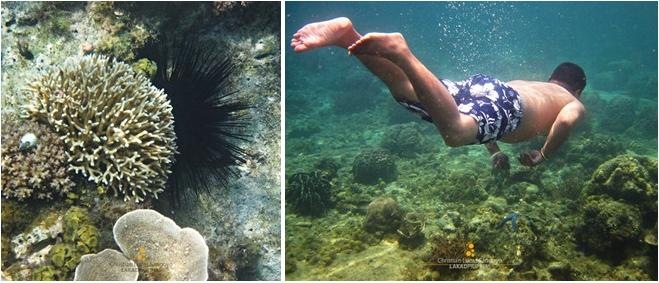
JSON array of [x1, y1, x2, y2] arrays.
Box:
[[349, 33, 478, 146], [291, 17, 416, 102]]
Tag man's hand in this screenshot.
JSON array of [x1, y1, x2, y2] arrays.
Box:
[[518, 150, 544, 167], [491, 151, 510, 171]]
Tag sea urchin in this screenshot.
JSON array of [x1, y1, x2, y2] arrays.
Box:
[[145, 36, 251, 204]]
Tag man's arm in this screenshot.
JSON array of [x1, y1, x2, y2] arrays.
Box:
[[540, 101, 586, 158], [485, 142, 501, 155], [519, 100, 585, 166]]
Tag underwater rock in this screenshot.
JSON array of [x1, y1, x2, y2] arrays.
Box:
[[627, 104, 658, 139], [81, 42, 94, 54], [113, 209, 208, 280], [23, 54, 176, 202], [286, 171, 333, 216], [16, 39, 33, 60], [352, 149, 398, 185], [380, 122, 430, 157], [439, 171, 489, 204], [599, 96, 637, 133], [363, 197, 403, 234], [547, 261, 574, 280], [562, 133, 625, 170], [313, 157, 340, 180], [585, 155, 658, 211], [74, 249, 138, 281], [1, 118, 75, 200], [397, 212, 426, 249], [575, 196, 642, 257], [26, 245, 52, 266]]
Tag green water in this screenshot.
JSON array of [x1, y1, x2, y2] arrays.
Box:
[[285, 1, 657, 280]]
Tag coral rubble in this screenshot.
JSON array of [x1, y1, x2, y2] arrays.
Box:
[[1, 118, 75, 200]]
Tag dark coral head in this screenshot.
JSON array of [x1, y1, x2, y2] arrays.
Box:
[[141, 35, 251, 204]]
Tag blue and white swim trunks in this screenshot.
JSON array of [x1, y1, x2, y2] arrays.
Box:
[[397, 74, 524, 144]]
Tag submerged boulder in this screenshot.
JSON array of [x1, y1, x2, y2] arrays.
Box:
[[575, 196, 642, 257], [584, 155, 657, 212], [363, 197, 403, 234], [352, 149, 397, 185], [380, 123, 430, 157]]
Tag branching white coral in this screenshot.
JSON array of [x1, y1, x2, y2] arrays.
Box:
[[23, 54, 177, 202]]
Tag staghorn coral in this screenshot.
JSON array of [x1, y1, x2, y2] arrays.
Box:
[[23, 54, 177, 202], [1, 117, 75, 200]]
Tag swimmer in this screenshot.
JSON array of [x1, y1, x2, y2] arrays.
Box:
[[291, 17, 587, 169]]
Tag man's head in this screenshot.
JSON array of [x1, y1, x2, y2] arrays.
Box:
[[549, 62, 586, 96]]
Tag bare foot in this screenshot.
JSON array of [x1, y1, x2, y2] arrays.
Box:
[[347, 32, 409, 60], [291, 17, 361, 52]]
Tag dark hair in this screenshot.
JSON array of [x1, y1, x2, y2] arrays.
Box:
[[549, 62, 586, 94]]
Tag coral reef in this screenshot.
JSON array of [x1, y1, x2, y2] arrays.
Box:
[[113, 209, 208, 280], [4, 206, 99, 281], [23, 54, 177, 202], [363, 197, 404, 234], [627, 103, 658, 139], [10, 210, 63, 260], [88, 1, 155, 61], [63, 207, 99, 254], [584, 155, 658, 210], [380, 122, 430, 157], [74, 249, 138, 281], [598, 95, 637, 133], [1, 117, 75, 200], [131, 58, 157, 78], [331, 74, 385, 114], [439, 171, 490, 204], [49, 243, 83, 271], [286, 171, 333, 216], [574, 196, 642, 257], [352, 149, 398, 185], [560, 132, 625, 171]]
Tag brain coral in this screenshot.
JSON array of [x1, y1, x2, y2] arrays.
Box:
[[22, 54, 177, 202], [1, 117, 74, 200]]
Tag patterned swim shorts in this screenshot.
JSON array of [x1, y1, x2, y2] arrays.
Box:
[[396, 74, 524, 144]]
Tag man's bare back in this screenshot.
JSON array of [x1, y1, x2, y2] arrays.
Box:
[[292, 17, 587, 168], [500, 80, 584, 143]]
